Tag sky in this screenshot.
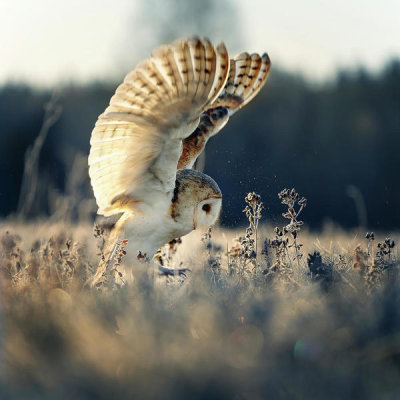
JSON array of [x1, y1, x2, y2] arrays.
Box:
[[1, 0, 400, 87]]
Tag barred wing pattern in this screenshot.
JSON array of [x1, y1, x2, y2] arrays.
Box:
[[211, 52, 270, 114], [89, 38, 229, 216], [178, 52, 270, 169]]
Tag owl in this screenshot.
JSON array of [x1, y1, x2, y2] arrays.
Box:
[[88, 37, 270, 283]]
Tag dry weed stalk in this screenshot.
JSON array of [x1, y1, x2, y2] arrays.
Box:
[[307, 251, 332, 289], [243, 192, 263, 257], [278, 188, 306, 266], [202, 227, 222, 286], [1, 229, 91, 291], [228, 193, 263, 284], [351, 235, 397, 291], [262, 188, 307, 285], [366, 231, 375, 257], [17, 91, 62, 218]]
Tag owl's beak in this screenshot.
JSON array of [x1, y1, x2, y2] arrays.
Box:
[[193, 209, 198, 230]]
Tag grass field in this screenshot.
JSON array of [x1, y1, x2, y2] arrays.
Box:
[[1, 191, 400, 399]]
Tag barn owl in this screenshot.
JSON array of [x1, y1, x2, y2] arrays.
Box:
[[88, 37, 270, 283]]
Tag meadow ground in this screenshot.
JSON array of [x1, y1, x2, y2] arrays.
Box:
[[1, 193, 400, 400]]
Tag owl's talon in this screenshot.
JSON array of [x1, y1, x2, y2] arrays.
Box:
[[158, 264, 191, 277]]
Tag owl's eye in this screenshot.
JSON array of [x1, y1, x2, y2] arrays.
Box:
[[202, 204, 211, 213], [211, 112, 218, 120]]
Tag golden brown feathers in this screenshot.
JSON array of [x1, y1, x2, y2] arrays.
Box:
[[211, 52, 271, 113], [177, 50, 270, 170]]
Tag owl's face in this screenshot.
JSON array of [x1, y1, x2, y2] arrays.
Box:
[[169, 169, 222, 236], [194, 197, 222, 229]]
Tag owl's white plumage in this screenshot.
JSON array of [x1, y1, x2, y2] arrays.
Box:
[[89, 38, 229, 217], [88, 37, 270, 278]]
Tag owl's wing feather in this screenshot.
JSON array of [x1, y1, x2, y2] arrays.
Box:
[[211, 52, 271, 114], [177, 52, 270, 169], [89, 38, 229, 216]]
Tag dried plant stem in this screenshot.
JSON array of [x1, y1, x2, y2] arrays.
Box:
[[17, 91, 62, 218]]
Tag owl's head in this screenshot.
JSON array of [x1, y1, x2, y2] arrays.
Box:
[[170, 169, 222, 234]]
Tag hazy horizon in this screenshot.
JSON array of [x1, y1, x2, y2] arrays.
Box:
[[2, 0, 400, 87]]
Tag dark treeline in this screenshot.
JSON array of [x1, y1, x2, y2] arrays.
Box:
[[0, 61, 399, 230]]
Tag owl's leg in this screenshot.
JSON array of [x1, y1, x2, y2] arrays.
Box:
[[157, 264, 190, 277], [177, 107, 229, 169], [154, 239, 190, 278]]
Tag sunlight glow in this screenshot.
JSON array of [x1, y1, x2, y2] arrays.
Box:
[[1, 0, 399, 86]]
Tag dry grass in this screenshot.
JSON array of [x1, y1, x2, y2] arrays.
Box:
[[1, 192, 400, 399]]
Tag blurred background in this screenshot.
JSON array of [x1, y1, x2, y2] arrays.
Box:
[[0, 0, 399, 230]]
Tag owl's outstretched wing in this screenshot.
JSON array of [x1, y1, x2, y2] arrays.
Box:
[[211, 52, 270, 113], [89, 38, 229, 216], [178, 52, 270, 169]]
